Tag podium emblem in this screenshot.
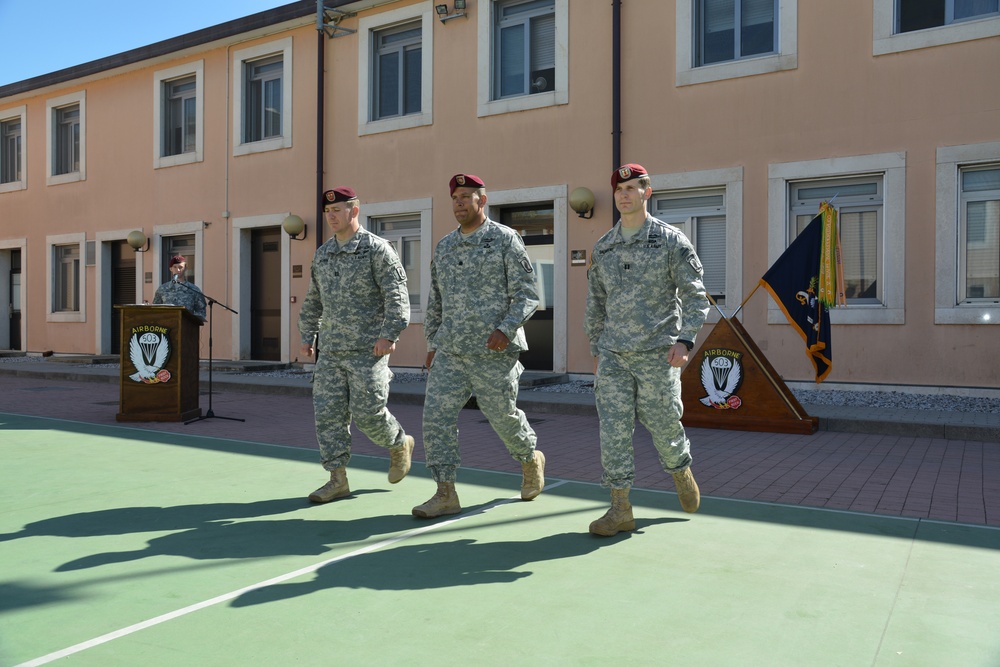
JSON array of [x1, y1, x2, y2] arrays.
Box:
[[128, 330, 172, 383], [698, 348, 744, 409]]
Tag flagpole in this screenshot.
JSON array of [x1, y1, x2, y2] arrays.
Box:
[[705, 292, 728, 320], [732, 283, 760, 320]]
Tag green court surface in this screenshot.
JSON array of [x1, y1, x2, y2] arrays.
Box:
[[2, 413, 999, 667]]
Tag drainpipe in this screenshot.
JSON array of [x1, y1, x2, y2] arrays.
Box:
[[611, 0, 622, 225], [316, 11, 326, 248]]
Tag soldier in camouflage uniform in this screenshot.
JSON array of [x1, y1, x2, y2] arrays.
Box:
[[298, 187, 414, 504], [153, 255, 206, 321], [412, 173, 546, 519], [584, 164, 710, 536]]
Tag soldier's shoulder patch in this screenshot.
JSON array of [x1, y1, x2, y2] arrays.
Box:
[[687, 253, 703, 273], [520, 258, 534, 273], [393, 266, 406, 282]]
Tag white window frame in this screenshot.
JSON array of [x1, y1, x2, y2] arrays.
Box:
[[153, 61, 204, 169], [935, 141, 1000, 325], [477, 0, 569, 117], [0, 105, 27, 193], [484, 184, 568, 372], [649, 168, 743, 324], [874, 0, 1000, 54], [46, 90, 86, 185], [47, 232, 86, 322], [768, 153, 906, 325], [358, 3, 434, 136], [677, 0, 797, 86], [232, 38, 293, 156], [361, 197, 433, 323]]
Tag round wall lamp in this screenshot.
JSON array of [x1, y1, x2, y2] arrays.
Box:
[[127, 230, 149, 252], [569, 187, 595, 219], [282, 214, 307, 240]]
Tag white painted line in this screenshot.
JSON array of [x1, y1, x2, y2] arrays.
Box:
[[16, 480, 568, 667]]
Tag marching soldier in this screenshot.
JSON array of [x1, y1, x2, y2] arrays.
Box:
[[584, 164, 710, 536], [412, 174, 546, 518], [299, 186, 414, 503]]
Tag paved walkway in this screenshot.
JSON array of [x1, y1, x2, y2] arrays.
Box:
[[2, 359, 998, 527]]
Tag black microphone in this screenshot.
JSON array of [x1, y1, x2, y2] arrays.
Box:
[[172, 273, 179, 282]]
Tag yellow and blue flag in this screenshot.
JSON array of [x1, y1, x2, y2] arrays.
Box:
[[760, 212, 833, 382]]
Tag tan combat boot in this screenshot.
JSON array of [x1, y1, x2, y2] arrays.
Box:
[[388, 435, 415, 484], [308, 468, 350, 503], [589, 487, 635, 536], [672, 467, 700, 513], [520, 450, 546, 500], [412, 482, 462, 518]]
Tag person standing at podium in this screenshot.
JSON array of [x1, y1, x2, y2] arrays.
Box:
[[298, 186, 414, 504], [152, 255, 206, 321]]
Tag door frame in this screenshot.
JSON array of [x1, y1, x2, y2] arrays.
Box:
[[231, 213, 293, 362], [485, 184, 568, 373], [0, 239, 27, 351]]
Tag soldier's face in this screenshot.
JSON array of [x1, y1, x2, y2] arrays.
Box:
[[325, 203, 356, 235], [614, 181, 649, 216], [452, 188, 486, 226]]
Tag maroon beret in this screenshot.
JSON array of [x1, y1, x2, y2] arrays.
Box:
[[321, 186, 357, 208], [449, 173, 485, 194], [611, 163, 648, 189], [169, 255, 186, 267]]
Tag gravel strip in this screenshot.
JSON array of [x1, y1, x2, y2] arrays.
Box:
[[3, 358, 997, 414]]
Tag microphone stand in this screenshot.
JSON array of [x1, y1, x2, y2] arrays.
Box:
[[173, 279, 245, 425]]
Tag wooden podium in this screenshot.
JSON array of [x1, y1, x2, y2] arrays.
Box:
[[681, 316, 818, 434], [116, 305, 202, 422]]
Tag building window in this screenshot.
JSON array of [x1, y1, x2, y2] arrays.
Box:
[[46, 91, 86, 185], [54, 105, 80, 176], [769, 153, 905, 325], [164, 76, 197, 156], [245, 55, 283, 143], [874, 0, 1000, 53], [696, 0, 777, 66], [370, 215, 422, 312], [154, 61, 204, 168], [373, 22, 422, 121], [54, 244, 81, 313], [478, 0, 568, 116], [493, 0, 555, 99], [233, 39, 292, 156], [361, 197, 432, 322], [897, 0, 999, 32], [651, 189, 728, 306], [0, 108, 24, 191], [676, 0, 796, 86], [790, 178, 883, 304], [959, 165, 1000, 302], [935, 143, 1000, 323]]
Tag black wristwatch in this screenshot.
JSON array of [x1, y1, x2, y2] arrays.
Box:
[[677, 339, 694, 351]]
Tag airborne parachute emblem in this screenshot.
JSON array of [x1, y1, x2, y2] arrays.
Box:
[[698, 350, 744, 409]]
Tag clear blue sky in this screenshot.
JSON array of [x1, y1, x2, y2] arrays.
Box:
[[0, 0, 294, 87]]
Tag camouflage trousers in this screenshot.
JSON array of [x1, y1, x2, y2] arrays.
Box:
[[423, 350, 537, 483], [595, 348, 692, 489], [312, 350, 406, 471]]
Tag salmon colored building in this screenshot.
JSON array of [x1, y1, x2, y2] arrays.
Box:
[[1, 0, 998, 391]]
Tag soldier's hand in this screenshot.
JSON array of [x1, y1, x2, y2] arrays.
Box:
[[667, 342, 689, 368], [373, 338, 396, 357], [486, 329, 510, 352], [424, 350, 436, 371], [300, 343, 315, 360]]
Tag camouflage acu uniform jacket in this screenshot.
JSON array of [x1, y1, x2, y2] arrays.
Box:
[[426, 219, 539, 355], [152, 280, 207, 320], [585, 215, 709, 356], [299, 229, 409, 353]]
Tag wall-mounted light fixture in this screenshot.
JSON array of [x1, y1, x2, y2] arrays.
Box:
[[569, 187, 596, 219], [436, 0, 467, 23], [282, 214, 307, 241], [127, 230, 150, 252]]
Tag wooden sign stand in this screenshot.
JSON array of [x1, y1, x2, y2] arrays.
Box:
[[680, 316, 818, 435]]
